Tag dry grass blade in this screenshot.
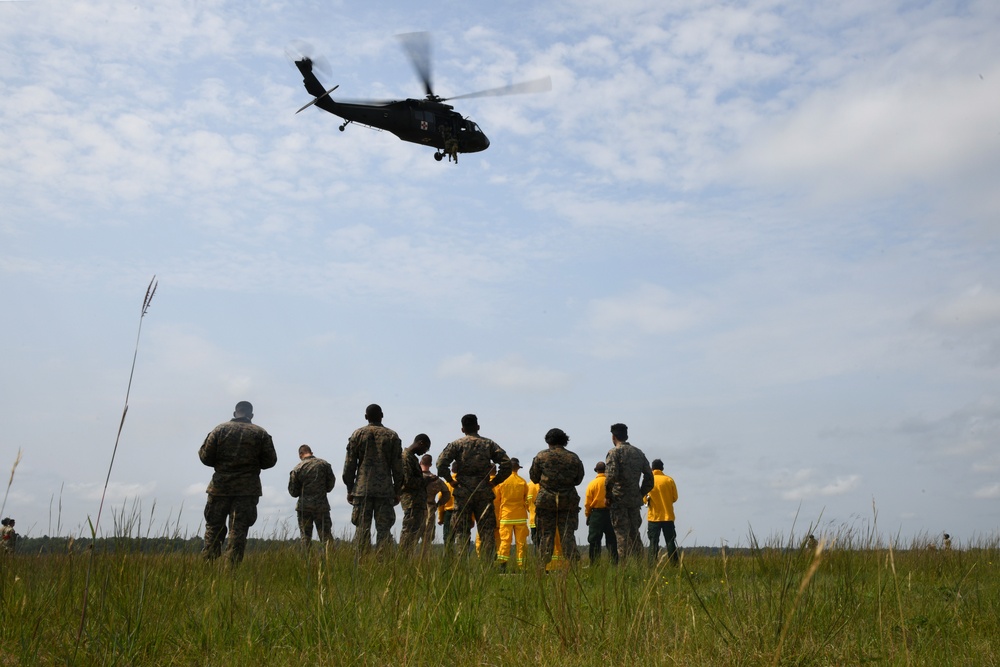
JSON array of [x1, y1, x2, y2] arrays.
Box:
[[75, 275, 158, 652], [1, 448, 23, 518]]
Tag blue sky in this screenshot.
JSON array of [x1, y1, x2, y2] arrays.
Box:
[[1, 0, 998, 546]]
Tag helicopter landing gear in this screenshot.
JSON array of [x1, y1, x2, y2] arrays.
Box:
[[433, 152, 443, 161], [339, 120, 352, 132]]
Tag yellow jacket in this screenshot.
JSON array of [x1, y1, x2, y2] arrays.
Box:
[[644, 470, 678, 522], [438, 480, 455, 524], [495, 470, 529, 524], [526, 481, 540, 528], [584, 473, 608, 518]]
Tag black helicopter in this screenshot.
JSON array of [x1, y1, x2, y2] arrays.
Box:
[[291, 33, 551, 162]]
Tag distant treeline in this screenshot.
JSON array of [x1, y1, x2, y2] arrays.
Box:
[[12, 536, 764, 557]]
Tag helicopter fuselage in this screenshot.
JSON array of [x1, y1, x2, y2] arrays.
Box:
[[330, 99, 490, 153]]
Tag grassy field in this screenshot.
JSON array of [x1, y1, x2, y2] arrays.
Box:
[[1, 531, 998, 666]]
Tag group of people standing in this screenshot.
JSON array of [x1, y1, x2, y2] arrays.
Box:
[[198, 401, 679, 568]]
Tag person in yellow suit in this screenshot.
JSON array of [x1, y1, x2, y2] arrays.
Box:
[[495, 458, 530, 570], [585, 461, 618, 565], [439, 462, 458, 544], [527, 478, 540, 549], [643, 458, 679, 565]]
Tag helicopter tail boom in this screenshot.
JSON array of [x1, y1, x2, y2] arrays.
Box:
[[295, 58, 338, 113]]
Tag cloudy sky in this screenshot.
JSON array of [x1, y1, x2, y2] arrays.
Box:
[[2, 0, 998, 547]]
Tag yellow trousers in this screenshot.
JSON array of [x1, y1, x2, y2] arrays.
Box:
[[498, 522, 529, 565]]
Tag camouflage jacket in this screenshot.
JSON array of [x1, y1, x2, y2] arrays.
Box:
[[604, 441, 654, 509], [400, 449, 427, 500], [436, 434, 511, 499], [343, 423, 403, 499], [288, 455, 336, 512], [199, 417, 277, 496], [529, 447, 585, 511], [423, 470, 452, 508]]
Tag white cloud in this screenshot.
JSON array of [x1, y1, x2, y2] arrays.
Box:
[[68, 481, 158, 503], [771, 469, 861, 501], [437, 353, 570, 391], [973, 483, 1000, 499]]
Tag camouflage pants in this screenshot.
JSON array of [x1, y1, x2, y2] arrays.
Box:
[[351, 496, 396, 551], [610, 505, 643, 562], [419, 504, 438, 547], [535, 506, 580, 567], [297, 508, 333, 547], [202, 494, 259, 564], [448, 492, 497, 560], [399, 494, 427, 554], [441, 509, 455, 544]]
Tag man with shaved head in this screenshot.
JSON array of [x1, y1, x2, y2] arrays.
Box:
[[199, 401, 278, 565], [437, 413, 511, 561], [343, 404, 404, 552], [605, 422, 654, 563]]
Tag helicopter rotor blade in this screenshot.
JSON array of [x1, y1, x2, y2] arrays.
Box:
[[443, 76, 552, 101], [396, 31, 434, 99], [295, 85, 340, 114], [284, 40, 332, 78]]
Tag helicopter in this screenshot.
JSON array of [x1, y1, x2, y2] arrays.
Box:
[[290, 33, 551, 162]]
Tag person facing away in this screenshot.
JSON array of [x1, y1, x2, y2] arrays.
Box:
[[644, 458, 679, 565], [439, 461, 459, 544], [399, 434, 432, 555], [604, 422, 654, 563], [198, 401, 278, 565], [527, 477, 540, 548], [495, 457, 530, 570], [419, 453, 451, 549], [585, 461, 618, 565], [529, 428, 586, 568], [343, 403, 404, 553], [436, 413, 511, 561], [288, 444, 337, 548], [1, 518, 17, 554]]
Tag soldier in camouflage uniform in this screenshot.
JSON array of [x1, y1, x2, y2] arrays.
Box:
[[419, 453, 451, 550], [343, 404, 404, 552], [399, 434, 431, 554], [198, 401, 278, 565], [288, 444, 337, 548], [437, 414, 511, 561], [529, 428, 585, 567], [605, 423, 654, 563]]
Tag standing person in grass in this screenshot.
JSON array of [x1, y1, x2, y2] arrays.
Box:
[[605, 422, 654, 563], [495, 458, 530, 570], [530, 428, 585, 567], [644, 458, 679, 565], [288, 444, 337, 548], [527, 477, 540, 549], [585, 461, 618, 565], [437, 413, 511, 561], [419, 454, 451, 550], [1, 518, 17, 554], [199, 401, 278, 565], [439, 462, 458, 544], [343, 404, 404, 553], [399, 434, 431, 554]]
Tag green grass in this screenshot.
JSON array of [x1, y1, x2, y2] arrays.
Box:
[[1, 532, 998, 666]]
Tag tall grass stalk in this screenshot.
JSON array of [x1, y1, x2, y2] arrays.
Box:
[[75, 275, 157, 650], [1, 448, 22, 519]]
